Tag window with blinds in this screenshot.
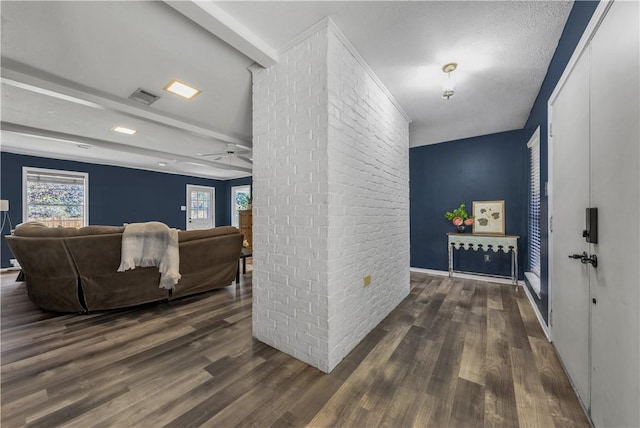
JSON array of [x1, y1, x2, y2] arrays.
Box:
[[23, 167, 88, 228], [527, 128, 541, 282]]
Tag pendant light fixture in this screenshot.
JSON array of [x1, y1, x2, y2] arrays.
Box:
[[442, 62, 457, 100]]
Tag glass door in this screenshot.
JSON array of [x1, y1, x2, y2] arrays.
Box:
[[231, 185, 251, 227], [186, 185, 215, 230]]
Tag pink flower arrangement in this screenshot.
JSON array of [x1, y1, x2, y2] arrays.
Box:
[[445, 203, 474, 232]]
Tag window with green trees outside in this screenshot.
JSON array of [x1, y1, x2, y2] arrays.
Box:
[[23, 167, 88, 228]]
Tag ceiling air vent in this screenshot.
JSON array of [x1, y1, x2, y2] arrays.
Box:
[[128, 88, 160, 106]]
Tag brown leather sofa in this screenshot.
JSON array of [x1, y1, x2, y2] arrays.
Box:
[[5, 223, 243, 313]]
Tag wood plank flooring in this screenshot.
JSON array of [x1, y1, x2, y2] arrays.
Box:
[[0, 269, 590, 427]]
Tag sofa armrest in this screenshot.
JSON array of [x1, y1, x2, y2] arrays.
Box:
[[4, 236, 85, 312]]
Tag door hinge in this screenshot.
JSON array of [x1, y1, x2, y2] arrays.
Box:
[[549, 216, 553, 233], [549, 123, 553, 137], [549, 309, 553, 326]]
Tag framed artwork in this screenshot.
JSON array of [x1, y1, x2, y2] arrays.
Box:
[[472, 200, 505, 235]]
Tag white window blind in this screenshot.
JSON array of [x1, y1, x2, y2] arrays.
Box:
[[23, 167, 88, 228], [527, 128, 541, 278]]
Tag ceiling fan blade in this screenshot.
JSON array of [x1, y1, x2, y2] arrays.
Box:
[[198, 152, 226, 157], [234, 143, 252, 152], [183, 161, 209, 167], [237, 155, 253, 164]]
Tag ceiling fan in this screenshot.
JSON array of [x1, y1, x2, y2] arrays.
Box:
[[197, 143, 252, 164]]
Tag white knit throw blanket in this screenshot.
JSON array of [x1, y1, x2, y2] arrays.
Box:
[[117, 222, 181, 289]]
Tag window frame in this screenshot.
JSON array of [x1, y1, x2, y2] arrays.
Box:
[[526, 127, 541, 297], [22, 166, 89, 227], [230, 184, 251, 228]]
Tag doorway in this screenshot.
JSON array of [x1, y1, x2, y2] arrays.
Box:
[[186, 185, 215, 230], [548, 1, 639, 426], [231, 185, 251, 227]]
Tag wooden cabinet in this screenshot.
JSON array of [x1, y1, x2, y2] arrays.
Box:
[[238, 209, 253, 250]]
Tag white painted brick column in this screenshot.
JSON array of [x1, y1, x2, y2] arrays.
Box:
[[252, 19, 410, 373]]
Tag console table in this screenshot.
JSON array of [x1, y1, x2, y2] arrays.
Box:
[[447, 233, 519, 285]]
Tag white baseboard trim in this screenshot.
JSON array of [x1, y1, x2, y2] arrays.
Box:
[[524, 271, 542, 299], [521, 281, 550, 340], [410, 267, 525, 287], [410, 266, 550, 340], [0, 267, 21, 273]]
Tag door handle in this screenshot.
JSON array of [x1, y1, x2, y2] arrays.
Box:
[[581, 254, 597, 268], [568, 252, 598, 268]]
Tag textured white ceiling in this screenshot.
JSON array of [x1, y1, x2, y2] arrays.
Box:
[[1, 1, 574, 179], [2, 1, 253, 141], [1, 1, 254, 179], [217, 1, 574, 146]]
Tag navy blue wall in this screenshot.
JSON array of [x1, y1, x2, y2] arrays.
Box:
[[409, 0, 598, 324], [0, 152, 246, 268], [521, 0, 599, 321], [410, 129, 528, 278]]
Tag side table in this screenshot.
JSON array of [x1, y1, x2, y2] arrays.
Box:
[[236, 247, 252, 282], [447, 233, 519, 285]]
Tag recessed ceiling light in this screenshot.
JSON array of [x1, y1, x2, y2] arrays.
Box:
[[163, 79, 201, 100], [112, 126, 137, 135], [158, 162, 167, 167]]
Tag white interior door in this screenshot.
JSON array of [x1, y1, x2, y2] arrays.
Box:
[[550, 47, 592, 408], [550, 2, 640, 426], [588, 1, 639, 425], [186, 185, 215, 230]]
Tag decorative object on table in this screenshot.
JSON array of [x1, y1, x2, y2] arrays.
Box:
[[246, 195, 252, 210], [444, 203, 475, 233], [472, 200, 505, 235]]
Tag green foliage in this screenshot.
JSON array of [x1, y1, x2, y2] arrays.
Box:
[[27, 182, 84, 219], [235, 193, 250, 210], [444, 203, 471, 221]]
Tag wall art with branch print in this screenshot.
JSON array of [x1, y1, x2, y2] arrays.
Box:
[[472, 200, 505, 235]]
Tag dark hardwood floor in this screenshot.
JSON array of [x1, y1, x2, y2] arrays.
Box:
[[1, 267, 589, 427]]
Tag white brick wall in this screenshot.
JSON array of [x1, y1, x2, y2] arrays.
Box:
[[252, 29, 331, 371], [325, 29, 410, 371], [252, 21, 409, 373]]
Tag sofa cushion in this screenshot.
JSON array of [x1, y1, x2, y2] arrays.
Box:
[[13, 222, 124, 237], [178, 226, 240, 243], [78, 226, 126, 235]]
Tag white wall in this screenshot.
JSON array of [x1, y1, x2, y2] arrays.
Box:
[[325, 28, 410, 370], [252, 28, 331, 370], [252, 19, 410, 373]]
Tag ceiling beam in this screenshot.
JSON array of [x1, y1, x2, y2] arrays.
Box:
[[1, 122, 253, 174], [164, 1, 278, 68], [1, 58, 251, 148]]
